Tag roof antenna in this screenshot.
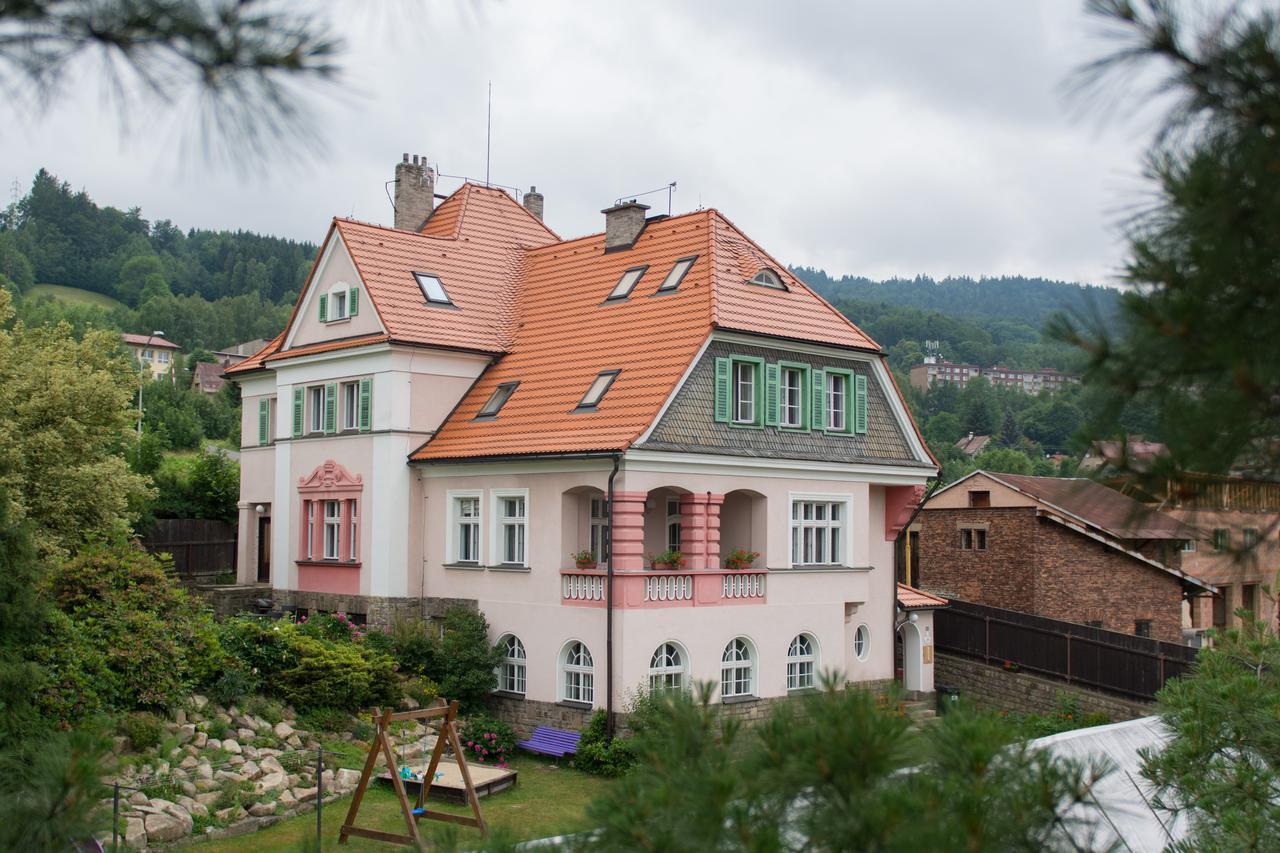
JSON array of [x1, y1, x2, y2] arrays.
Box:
[[485, 80, 492, 188]]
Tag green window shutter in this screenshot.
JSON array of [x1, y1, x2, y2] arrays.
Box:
[[349, 286, 359, 317], [292, 387, 304, 437], [855, 374, 868, 434], [318, 293, 328, 322], [811, 369, 825, 431], [258, 398, 270, 445], [358, 377, 372, 431], [324, 383, 337, 434], [764, 363, 779, 427], [713, 357, 731, 423]]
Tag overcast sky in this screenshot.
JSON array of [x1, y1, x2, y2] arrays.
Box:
[[0, 1, 1168, 285]]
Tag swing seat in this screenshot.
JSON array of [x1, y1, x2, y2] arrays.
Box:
[[517, 726, 581, 758]]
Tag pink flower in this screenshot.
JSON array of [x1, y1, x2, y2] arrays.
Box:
[[466, 741, 474, 747]]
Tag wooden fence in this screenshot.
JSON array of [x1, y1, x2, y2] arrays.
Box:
[[933, 598, 1198, 701], [141, 518, 237, 581]]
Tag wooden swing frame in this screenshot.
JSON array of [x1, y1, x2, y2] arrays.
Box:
[[338, 699, 487, 846]]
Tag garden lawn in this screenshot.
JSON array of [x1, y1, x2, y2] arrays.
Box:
[[195, 755, 608, 851], [27, 283, 125, 309]]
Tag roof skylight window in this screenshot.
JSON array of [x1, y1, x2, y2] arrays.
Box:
[[414, 272, 453, 305], [656, 256, 697, 292], [477, 381, 518, 418], [748, 268, 786, 290], [576, 370, 619, 410], [607, 266, 648, 300]]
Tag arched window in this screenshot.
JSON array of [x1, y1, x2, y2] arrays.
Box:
[[560, 640, 594, 704], [854, 624, 871, 662], [786, 633, 818, 691], [648, 642, 687, 693], [748, 268, 786, 290], [497, 634, 526, 695], [721, 637, 755, 699]]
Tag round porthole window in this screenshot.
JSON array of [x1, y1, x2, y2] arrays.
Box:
[[853, 624, 871, 661]]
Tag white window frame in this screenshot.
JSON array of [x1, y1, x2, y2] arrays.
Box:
[[497, 634, 526, 695], [1179, 539, 1196, 553], [733, 361, 756, 424], [328, 282, 349, 320], [780, 366, 804, 427], [789, 493, 852, 568], [590, 497, 610, 565], [491, 488, 530, 567], [787, 633, 818, 691], [323, 499, 341, 560], [348, 499, 358, 561], [721, 637, 756, 700], [560, 640, 595, 705], [446, 490, 483, 565], [853, 624, 871, 661], [341, 380, 359, 431], [648, 641, 688, 694], [305, 500, 315, 559], [826, 372, 847, 431], [666, 498, 682, 554], [308, 385, 324, 434]]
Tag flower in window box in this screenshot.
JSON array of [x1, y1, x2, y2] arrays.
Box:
[[723, 549, 760, 571], [648, 550, 685, 571], [572, 550, 598, 570]]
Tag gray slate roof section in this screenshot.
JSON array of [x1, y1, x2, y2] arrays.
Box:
[[636, 340, 920, 465]]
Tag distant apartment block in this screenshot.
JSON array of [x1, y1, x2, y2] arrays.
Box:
[[908, 356, 1079, 394], [122, 333, 180, 381]]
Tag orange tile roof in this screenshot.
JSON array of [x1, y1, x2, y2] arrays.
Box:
[[264, 333, 390, 362], [897, 583, 948, 609], [412, 208, 883, 461], [224, 332, 283, 375], [121, 332, 181, 349]]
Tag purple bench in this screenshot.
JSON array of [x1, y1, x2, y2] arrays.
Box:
[[517, 726, 581, 758]]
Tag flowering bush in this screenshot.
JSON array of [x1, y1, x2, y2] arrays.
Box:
[[459, 714, 515, 768], [296, 611, 365, 643], [723, 548, 760, 570]]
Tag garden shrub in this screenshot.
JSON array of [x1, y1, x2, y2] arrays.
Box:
[[204, 717, 230, 740], [276, 636, 399, 711], [459, 714, 514, 767], [119, 712, 163, 751], [296, 611, 361, 643], [296, 707, 352, 734], [384, 618, 439, 676], [244, 696, 285, 726], [215, 616, 297, 677], [434, 607, 504, 713], [350, 719, 375, 742], [403, 676, 440, 708], [571, 709, 636, 777], [32, 610, 110, 725], [208, 666, 259, 706]]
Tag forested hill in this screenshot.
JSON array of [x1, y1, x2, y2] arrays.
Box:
[[790, 268, 1121, 328], [0, 169, 316, 351]]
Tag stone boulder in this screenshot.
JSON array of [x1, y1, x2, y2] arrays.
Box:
[[257, 770, 287, 793], [334, 768, 362, 791], [222, 738, 242, 755], [247, 801, 276, 817], [241, 760, 262, 780], [175, 723, 196, 744], [273, 721, 295, 739], [191, 694, 209, 710], [124, 817, 147, 850], [144, 812, 186, 844]]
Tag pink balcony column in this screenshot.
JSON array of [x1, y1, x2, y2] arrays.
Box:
[[679, 493, 725, 570], [610, 490, 648, 571]]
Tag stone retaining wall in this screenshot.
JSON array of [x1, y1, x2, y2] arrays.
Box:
[[934, 652, 1154, 720]]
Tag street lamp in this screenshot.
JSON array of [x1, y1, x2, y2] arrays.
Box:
[[137, 330, 165, 446]]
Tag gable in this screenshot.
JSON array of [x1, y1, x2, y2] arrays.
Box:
[[925, 472, 1037, 509], [284, 231, 386, 350], [636, 338, 925, 466]]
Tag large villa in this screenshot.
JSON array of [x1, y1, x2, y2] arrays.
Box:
[[227, 153, 941, 725]]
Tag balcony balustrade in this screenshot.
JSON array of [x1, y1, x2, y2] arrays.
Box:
[[560, 567, 767, 608]]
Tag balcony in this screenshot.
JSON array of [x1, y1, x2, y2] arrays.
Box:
[[560, 568, 767, 608]]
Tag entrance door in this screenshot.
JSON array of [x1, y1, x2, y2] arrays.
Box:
[[257, 516, 272, 583]]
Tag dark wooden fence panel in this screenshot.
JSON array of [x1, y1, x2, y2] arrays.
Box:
[[934, 598, 1198, 701], [141, 519, 236, 580]]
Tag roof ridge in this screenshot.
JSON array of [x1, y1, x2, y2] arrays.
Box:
[[334, 215, 456, 242], [529, 207, 714, 254], [707, 212, 721, 327], [457, 181, 562, 242]]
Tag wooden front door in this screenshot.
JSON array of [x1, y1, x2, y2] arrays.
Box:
[[257, 516, 271, 583]]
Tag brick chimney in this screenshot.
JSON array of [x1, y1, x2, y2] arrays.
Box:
[[523, 186, 544, 221], [601, 200, 650, 251], [394, 153, 435, 231]]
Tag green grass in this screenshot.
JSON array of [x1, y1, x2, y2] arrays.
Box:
[[196, 755, 608, 851], [26, 283, 125, 310]]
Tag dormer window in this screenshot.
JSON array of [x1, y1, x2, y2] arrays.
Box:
[[748, 268, 786, 290], [476, 381, 518, 418], [414, 272, 453, 306], [576, 370, 619, 410], [607, 266, 648, 300], [656, 256, 697, 293]]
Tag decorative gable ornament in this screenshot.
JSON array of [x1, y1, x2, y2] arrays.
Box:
[[298, 460, 364, 494]]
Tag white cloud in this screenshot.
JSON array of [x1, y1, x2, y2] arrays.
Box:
[[0, 0, 1160, 284]]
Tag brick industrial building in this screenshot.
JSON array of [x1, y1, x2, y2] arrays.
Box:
[[915, 471, 1214, 643]]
